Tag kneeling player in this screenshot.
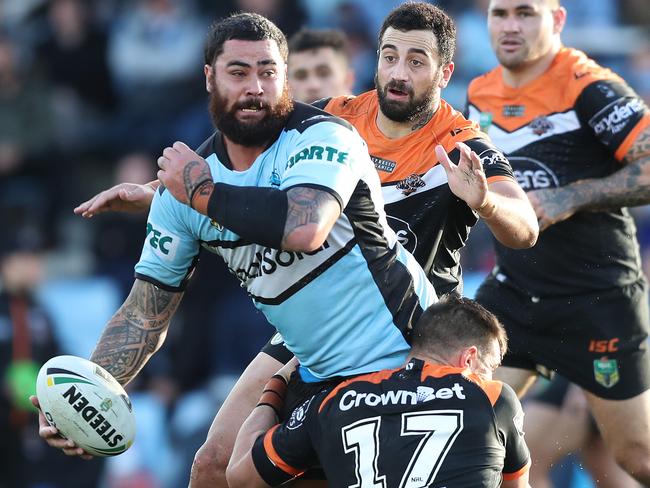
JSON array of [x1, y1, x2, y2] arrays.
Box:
[[227, 296, 530, 488]]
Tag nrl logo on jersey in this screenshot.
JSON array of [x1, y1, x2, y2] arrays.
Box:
[[396, 174, 425, 195], [530, 116, 554, 136]]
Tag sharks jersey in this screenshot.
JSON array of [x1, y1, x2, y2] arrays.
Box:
[[134, 102, 437, 382]]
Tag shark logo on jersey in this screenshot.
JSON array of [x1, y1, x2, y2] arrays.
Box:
[[396, 174, 425, 196], [269, 169, 281, 188]]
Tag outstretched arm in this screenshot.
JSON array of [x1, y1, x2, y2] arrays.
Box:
[[529, 125, 650, 231], [157, 141, 340, 252], [436, 142, 538, 248], [74, 180, 160, 218]]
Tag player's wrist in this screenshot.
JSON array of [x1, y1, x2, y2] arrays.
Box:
[[474, 195, 498, 220], [256, 375, 288, 420], [190, 180, 214, 215]]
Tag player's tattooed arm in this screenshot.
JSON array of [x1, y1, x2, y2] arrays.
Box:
[[90, 279, 183, 386], [281, 186, 341, 251], [529, 125, 650, 231]]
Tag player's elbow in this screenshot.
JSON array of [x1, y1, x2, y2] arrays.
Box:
[[225, 462, 256, 488], [513, 224, 539, 249], [282, 224, 330, 252]]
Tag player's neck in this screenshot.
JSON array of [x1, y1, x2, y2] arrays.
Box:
[[501, 43, 561, 89], [223, 136, 269, 171], [375, 99, 439, 139]]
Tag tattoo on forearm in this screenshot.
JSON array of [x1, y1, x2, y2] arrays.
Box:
[[90, 280, 182, 385], [283, 187, 338, 243], [569, 126, 650, 211], [183, 160, 212, 202]]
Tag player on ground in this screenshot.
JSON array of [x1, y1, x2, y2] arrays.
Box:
[[35, 13, 437, 487], [70, 4, 538, 486], [287, 28, 354, 103], [227, 296, 531, 488], [465, 0, 650, 483]]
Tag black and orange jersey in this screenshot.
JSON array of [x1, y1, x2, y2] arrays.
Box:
[[252, 358, 530, 487], [318, 91, 514, 295], [467, 47, 650, 295]]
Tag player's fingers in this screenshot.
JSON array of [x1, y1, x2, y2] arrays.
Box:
[[173, 141, 190, 152], [435, 145, 454, 171], [162, 147, 177, 160], [470, 150, 484, 172], [455, 142, 472, 166], [157, 155, 168, 169], [74, 194, 98, 215]]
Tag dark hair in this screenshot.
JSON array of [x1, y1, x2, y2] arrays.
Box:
[[204, 12, 288, 66], [288, 28, 350, 60], [378, 2, 456, 65], [411, 294, 507, 362]]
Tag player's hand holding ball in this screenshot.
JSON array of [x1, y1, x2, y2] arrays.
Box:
[[32, 356, 136, 458]]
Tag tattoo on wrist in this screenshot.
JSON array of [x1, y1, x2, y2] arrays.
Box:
[[183, 160, 212, 203]]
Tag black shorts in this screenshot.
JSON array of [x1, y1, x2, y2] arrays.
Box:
[[476, 274, 650, 400]]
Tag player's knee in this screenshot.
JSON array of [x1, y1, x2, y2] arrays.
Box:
[[613, 441, 650, 483], [190, 442, 230, 487]]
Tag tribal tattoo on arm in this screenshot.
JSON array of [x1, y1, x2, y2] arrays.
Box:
[[183, 160, 213, 205], [90, 280, 183, 386], [281, 186, 340, 249]]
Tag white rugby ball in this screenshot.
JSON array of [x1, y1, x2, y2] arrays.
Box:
[[36, 355, 136, 457]]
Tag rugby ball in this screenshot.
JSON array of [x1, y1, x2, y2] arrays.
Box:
[[35, 355, 136, 457]]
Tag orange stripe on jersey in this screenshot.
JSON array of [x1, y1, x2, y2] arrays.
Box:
[[615, 115, 650, 162], [465, 374, 504, 406], [468, 47, 625, 132], [263, 425, 305, 476], [319, 368, 400, 413], [503, 459, 531, 480], [325, 90, 485, 183], [420, 363, 468, 381], [487, 175, 514, 184]]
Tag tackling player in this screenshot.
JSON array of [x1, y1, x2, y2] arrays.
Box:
[[227, 296, 530, 488], [466, 0, 650, 483]]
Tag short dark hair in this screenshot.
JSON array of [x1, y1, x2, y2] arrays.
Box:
[[288, 28, 350, 60], [378, 2, 456, 65], [204, 12, 288, 66], [411, 295, 507, 362]]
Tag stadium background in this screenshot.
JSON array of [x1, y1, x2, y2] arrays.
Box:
[[0, 0, 648, 487]]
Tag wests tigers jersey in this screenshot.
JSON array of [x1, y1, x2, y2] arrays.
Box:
[[252, 358, 530, 487], [467, 48, 650, 295], [322, 91, 515, 295]]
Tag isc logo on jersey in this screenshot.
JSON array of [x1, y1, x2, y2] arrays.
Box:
[[339, 383, 466, 411], [509, 157, 560, 191], [589, 98, 644, 137]]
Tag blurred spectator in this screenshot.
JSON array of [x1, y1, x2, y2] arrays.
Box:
[[93, 152, 156, 297], [210, 0, 307, 38], [108, 0, 208, 152], [35, 0, 117, 153], [288, 28, 355, 102], [0, 249, 105, 488], [334, 2, 376, 92]]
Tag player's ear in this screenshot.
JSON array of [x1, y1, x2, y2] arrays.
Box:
[[552, 6, 567, 35], [459, 345, 479, 369], [438, 62, 454, 89], [205, 65, 213, 93]]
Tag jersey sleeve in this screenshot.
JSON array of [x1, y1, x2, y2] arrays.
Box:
[[494, 383, 531, 481], [577, 78, 650, 161], [463, 137, 515, 184], [133, 187, 201, 291], [251, 396, 321, 486], [280, 119, 366, 209]]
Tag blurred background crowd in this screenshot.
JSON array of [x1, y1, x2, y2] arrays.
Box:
[[0, 0, 648, 487]]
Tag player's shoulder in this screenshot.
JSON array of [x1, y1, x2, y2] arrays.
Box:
[[195, 131, 220, 159], [324, 91, 376, 119], [553, 47, 625, 101], [464, 373, 508, 407], [285, 101, 355, 135]]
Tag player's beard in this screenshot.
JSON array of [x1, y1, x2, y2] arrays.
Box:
[[375, 73, 436, 123], [208, 80, 294, 147]]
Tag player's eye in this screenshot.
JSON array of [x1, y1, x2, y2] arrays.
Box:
[[410, 59, 424, 67], [384, 55, 396, 63]]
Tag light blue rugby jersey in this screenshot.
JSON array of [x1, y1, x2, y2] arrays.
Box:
[[135, 102, 436, 382]]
